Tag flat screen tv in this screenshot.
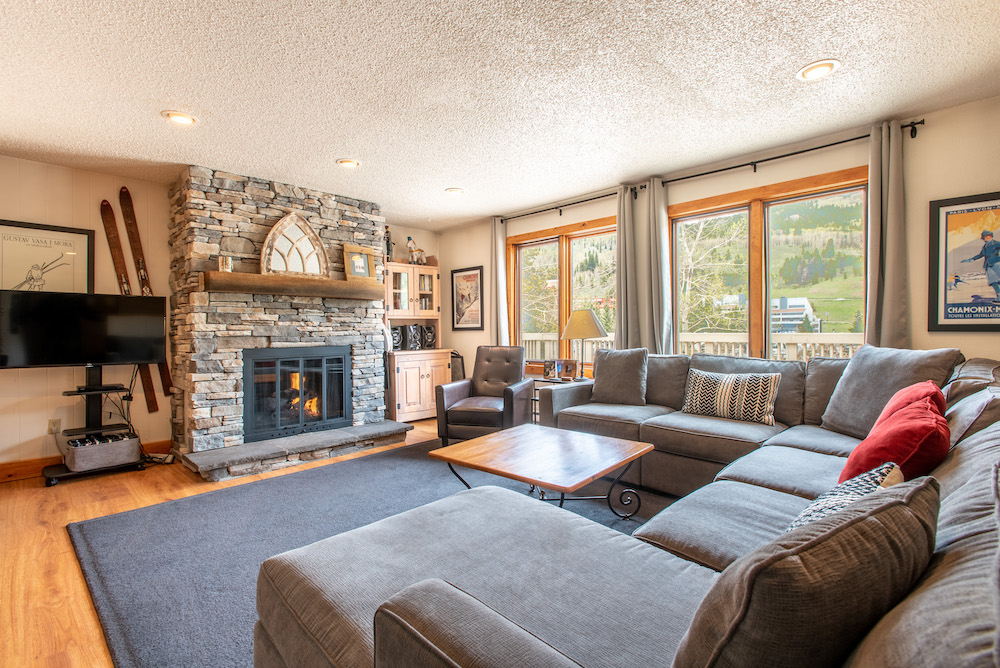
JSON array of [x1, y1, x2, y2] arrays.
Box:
[[0, 290, 167, 369]]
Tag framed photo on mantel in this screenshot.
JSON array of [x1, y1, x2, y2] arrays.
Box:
[[928, 191, 1000, 332], [343, 243, 377, 284], [0, 220, 94, 293]]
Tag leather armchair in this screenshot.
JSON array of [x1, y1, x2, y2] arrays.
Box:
[[435, 346, 533, 443]]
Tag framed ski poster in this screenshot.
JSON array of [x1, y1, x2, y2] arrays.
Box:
[[451, 265, 484, 330], [928, 191, 1000, 332], [0, 220, 94, 293]]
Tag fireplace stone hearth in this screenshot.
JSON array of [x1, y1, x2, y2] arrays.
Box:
[[168, 166, 402, 476]]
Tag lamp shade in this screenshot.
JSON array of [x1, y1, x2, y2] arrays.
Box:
[[560, 309, 608, 340]]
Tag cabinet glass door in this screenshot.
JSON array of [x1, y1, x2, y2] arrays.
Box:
[[414, 267, 438, 317], [389, 267, 411, 316]]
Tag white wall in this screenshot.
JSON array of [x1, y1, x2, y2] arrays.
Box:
[[437, 197, 618, 368], [436, 94, 1000, 364], [438, 219, 493, 366], [386, 224, 439, 264], [905, 96, 1000, 358], [0, 155, 173, 463]]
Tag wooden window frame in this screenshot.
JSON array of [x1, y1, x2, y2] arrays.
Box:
[[667, 166, 868, 358], [506, 216, 616, 368]]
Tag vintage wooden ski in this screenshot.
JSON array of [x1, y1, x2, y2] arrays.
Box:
[[119, 186, 173, 396], [99, 199, 158, 413]]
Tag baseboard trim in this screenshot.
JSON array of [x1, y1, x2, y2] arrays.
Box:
[[0, 439, 172, 483]]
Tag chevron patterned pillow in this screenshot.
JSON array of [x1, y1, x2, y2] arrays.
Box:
[[786, 462, 904, 531], [682, 369, 781, 425]]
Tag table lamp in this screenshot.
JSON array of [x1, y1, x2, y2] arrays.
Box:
[[560, 309, 608, 380]]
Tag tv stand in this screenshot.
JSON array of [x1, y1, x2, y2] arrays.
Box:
[[42, 366, 144, 487], [75, 383, 126, 393]]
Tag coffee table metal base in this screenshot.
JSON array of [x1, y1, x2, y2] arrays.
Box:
[[447, 460, 642, 519]]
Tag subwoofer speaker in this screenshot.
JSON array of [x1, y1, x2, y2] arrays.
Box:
[[421, 325, 437, 349], [405, 324, 422, 350]]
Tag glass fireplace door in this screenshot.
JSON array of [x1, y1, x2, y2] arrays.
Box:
[[243, 346, 352, 442]]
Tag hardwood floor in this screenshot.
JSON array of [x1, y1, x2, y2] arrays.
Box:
[[0, 419, 439, 667]]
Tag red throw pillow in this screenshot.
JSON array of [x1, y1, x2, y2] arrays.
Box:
[[873, 380, 945, 429], [839, 396, 950, 482]]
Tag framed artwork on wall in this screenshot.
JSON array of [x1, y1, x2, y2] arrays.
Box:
[[928, 191, 1000, 332], [451, 265, 484, 330], [0, 220, 94, 293], [343, 243, 377, 284]]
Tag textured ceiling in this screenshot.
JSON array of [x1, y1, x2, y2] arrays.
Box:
[[2, 1, 999, 231]]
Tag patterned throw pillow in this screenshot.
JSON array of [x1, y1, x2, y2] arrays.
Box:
[[682, 368, 781, 425], [787, 462, 903, 531]]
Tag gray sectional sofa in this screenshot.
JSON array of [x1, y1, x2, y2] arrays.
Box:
[[254, 349, 1000, 668], [540, 346, 965, 496]]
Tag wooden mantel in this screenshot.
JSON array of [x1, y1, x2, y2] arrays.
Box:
[[200, 271, 384, 300]]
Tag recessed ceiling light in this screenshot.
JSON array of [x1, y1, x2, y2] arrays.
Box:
[[445, 188, 464, 195], [161, 110, 196, 125], [336, 158, 360, 168], [796, 59, 841, 82]]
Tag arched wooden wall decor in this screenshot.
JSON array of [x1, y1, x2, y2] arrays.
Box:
[[260, 212, 330, 276]]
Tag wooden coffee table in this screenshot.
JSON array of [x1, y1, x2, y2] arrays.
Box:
[[429, 424, 653, 519]]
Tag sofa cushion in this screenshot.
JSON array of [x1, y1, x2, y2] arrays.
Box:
[[942, 357, 1000, 404], [640, 412, 785, 465], [557, 403, 674, 441], [804, 356, 850, 424], [633, 481, 810, 571], [590, 347, 648, 405], [446, 396, 504, 427], [846, 466, 998, 668], [821, 344, 964, 439], [787, 463, 903, 531], [672, 477, 940, 668], [839, 396, 950, 483], [930, 421, 1000, 499], [690, 354, 805, 427], [470, 346, 526, 398], [762, 424, 861, 458], [715, 445, 846, 499], [646, 354, 691, 409], [374, 579, 584, 668], [257, 486, 720, 668], [946, 386, 1000, 446], [873, 380, 946, 427], [682, 369, 781, 426]]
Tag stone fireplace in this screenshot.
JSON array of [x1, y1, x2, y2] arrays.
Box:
[[167, 166, 408, 479]]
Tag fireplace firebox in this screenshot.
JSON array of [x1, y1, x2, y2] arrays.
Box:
[[243, 347, 352, 442]]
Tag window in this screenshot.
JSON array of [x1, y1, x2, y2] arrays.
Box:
[[670, 167, 867, 360], [674, 208, 750, 354], [507, 217, 616, 365]]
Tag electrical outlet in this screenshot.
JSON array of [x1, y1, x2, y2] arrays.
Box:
[[48, 418, 61, 434]]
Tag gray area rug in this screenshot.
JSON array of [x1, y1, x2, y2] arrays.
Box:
[[69, 439, 672, 667]]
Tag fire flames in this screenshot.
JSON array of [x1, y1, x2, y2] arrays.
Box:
[[304, 396, 320, 416], [287, 373, 322, 417]]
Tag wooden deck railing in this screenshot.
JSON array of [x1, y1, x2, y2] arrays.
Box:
[[522, 331, 863, 361], [677, 332, 864, 360]]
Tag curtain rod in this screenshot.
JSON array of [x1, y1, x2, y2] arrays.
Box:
[[661, 119, 924, 187], [499, 191, 617, 222], [500, 119, 925, 216]]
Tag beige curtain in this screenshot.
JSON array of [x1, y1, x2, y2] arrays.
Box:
[[615, 179, 672, 352], [866, 120, 910, 348], [491, 216, 510, 345]]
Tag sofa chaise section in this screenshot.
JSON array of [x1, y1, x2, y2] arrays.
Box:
[[256, 485, 718, 668]]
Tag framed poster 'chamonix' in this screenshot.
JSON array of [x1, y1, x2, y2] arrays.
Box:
[[928, 191, 1000, 332], [0, 220, 94, 293]]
